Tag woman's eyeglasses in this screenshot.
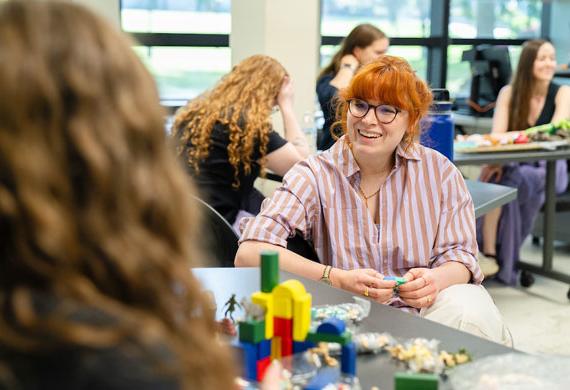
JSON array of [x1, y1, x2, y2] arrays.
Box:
[[348, 99, 400, 124]]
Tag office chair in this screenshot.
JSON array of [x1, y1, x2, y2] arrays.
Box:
[[191, 196, 239, 267]]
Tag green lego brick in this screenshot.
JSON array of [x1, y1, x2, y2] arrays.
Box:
[[261, 251, 279, 293], [394, 372, 438, 390], [306, 331, 352, 345], [239, 320, 266, 343]]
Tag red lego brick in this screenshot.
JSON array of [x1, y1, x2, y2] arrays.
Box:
[[274, 317, 292, 338], [281, 335, 293, 357], [256, 357, 271, 382]]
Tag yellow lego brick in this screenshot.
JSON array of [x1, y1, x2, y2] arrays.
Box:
[[273, 280, 308, 319], [271, 336, 281, 360], [274, 296, 292, 318], [273, 280, 307, 301], [292, 293, 312, 341], [252, 291, 274, 339]]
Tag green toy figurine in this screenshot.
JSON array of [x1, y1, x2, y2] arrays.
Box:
[[223, 293, 241, 322]]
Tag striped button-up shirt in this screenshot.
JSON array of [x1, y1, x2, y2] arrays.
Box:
[[240, 136, 482, 311]]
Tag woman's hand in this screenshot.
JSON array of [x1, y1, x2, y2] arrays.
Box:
[[480, 164, 503, 183], [340, 54, 359, 70], [333, 268, 396, 304], [260, 360, 283, 390], [277, 75, 294, 110], [398, 268, 440, 309]]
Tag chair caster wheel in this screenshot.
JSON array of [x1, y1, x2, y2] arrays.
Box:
[[567, 288, 570, 301], [520, 270, 535, 288]]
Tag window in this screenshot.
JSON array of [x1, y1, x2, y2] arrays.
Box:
[[122, 0, 230, 34], [321, 0, 431, 37], [134, 46, 230, 101], [121, 1, 231, 101], [450, 0, 542, 39]]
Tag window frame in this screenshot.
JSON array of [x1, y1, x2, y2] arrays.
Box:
[[120, 0, 552, 96]]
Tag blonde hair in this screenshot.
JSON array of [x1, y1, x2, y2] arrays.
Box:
[[0, 1, 235, 388], [174, 55, 287, 187]]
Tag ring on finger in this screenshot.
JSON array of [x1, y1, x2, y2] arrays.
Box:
[[426, 295, 431, 305], [363, 286, 369, 297]]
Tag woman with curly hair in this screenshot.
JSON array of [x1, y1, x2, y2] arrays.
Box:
[[0, 1, 238, 388], [173, 55, 310, 230]]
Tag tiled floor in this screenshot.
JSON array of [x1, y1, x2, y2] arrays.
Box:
[[485, 238, 570, 355]]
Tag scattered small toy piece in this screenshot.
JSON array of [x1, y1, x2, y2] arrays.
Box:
[[311, 297, 371, 329], [309, 343, 339, 367], [384, 276, 407, 286], [439, 348, 471, 368], [386, 338, 471, 375], [224, 293, 242, 322], [240, 297, 266, 322]]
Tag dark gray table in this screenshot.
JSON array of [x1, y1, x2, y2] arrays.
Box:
[[194, 267, 512, 390], [466, 180, 517, 218], [455, 148, 570, 291]]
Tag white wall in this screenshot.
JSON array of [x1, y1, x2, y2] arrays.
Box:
[[231, 0, 320, 127]]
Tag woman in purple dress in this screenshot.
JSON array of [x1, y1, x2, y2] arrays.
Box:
[[478, 39, 570, 284]]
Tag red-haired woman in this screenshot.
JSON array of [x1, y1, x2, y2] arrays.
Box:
[[236, 56, 511, 345]]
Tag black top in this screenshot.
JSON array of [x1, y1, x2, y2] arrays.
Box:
[[316, 72, 341, 151], [534, 82, 560, 126], [0, 294, 179, 390], [181, 122, 287, 224]]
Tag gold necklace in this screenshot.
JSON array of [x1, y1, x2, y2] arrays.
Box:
[[358, 185, 381, 201]]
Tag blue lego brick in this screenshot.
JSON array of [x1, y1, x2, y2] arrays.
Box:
[[235, 342, 258, 381], [293, 340, 315, 354], [258, 339, 271, 359], [304, 367, 340, 390], [341, 342, 356, 376], [316, 318, 346, 335]]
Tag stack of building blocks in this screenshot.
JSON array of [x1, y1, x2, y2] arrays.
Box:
[[235, 251, 357, 389]]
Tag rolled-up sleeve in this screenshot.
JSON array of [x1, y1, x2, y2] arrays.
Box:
[[239, 161, 319, 248], [430, 165, 483, 284]]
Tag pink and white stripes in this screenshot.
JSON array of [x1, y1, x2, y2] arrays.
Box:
[[240, 136, 483, 295]]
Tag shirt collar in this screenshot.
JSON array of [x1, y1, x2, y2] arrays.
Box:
[[333, 136, 422, 179]]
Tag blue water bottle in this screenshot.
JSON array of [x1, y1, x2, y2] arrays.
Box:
[[420, 88, 454, 161]]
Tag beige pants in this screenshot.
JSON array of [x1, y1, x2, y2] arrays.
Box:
[[420, 284, 513, 347]]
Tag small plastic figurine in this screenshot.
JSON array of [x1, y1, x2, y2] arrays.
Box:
[[223, 293, 241, 322], [240, 296, 266, 321]]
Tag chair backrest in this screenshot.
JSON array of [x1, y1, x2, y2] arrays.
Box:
[[191, 196, 239, 267], [287, 231, 320, 263]]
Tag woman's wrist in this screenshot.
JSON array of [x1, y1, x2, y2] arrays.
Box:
[[329, 267, 344, 289], [278, 102, 295, 116]]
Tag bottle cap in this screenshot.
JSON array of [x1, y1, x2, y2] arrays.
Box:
[[431, 88, 450, 102]]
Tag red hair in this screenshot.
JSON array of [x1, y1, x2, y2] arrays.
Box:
[[336, 55, 432, 148]]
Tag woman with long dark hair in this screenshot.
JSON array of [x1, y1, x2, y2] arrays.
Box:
[[316, 23, 389, 150], [478, 39, 570, 283]]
